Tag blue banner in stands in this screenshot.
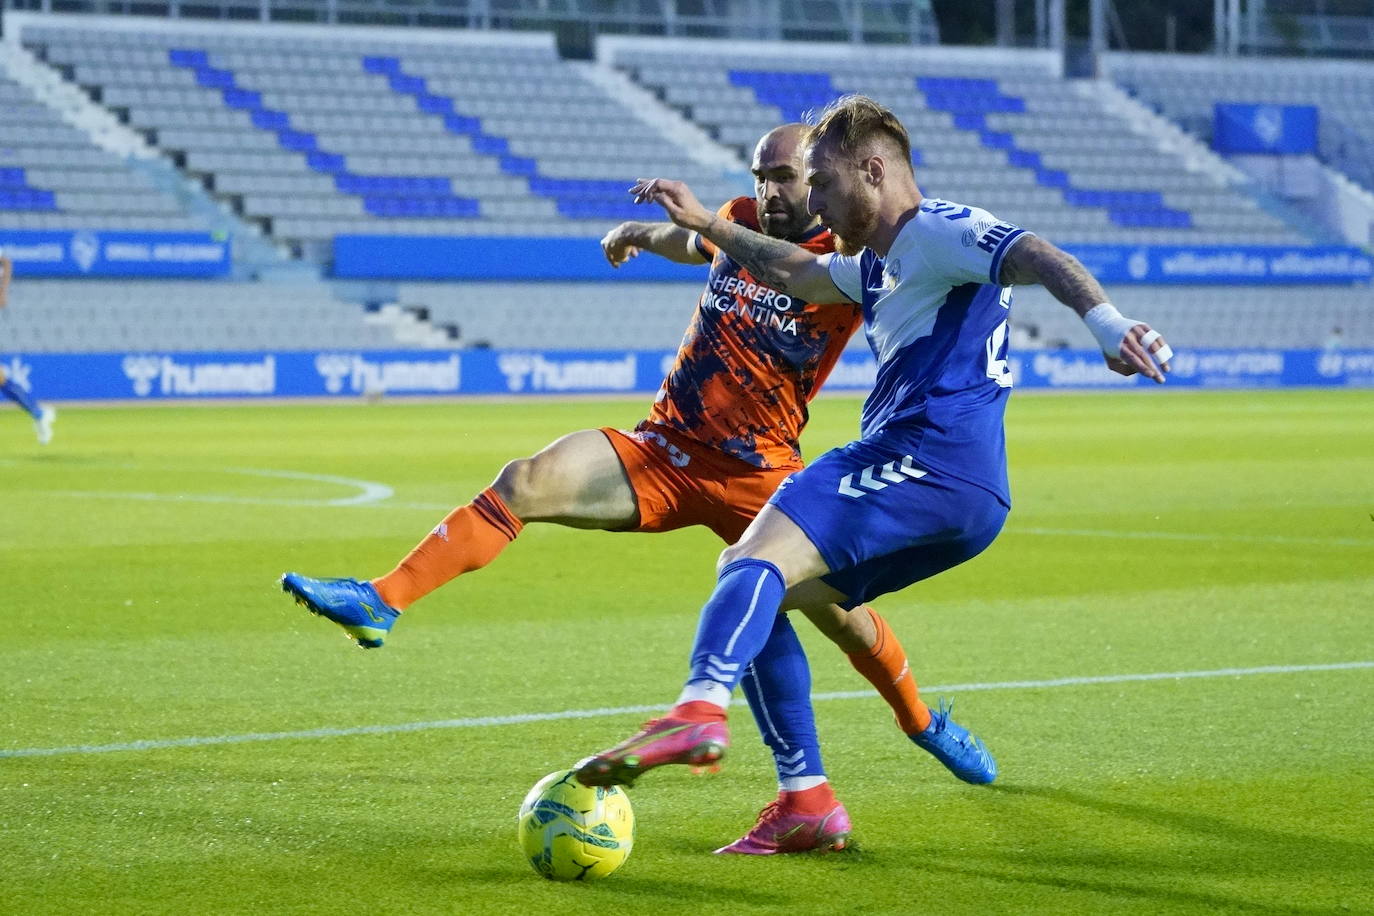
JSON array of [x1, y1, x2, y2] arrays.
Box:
[[0, 231, 231, 278], [1067, 244, 1371, 285], [1213, 103, 1319, 154], [333, 235, 1371, 286], [2, 349, 1371, 401], [332, 235, 706, 281]]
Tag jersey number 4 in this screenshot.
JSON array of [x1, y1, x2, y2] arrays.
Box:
[[985, 320, 1013, 388]]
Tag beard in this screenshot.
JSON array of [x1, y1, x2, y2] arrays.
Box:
[[828, 194, 880, 256], [757, 199, 812, 241]]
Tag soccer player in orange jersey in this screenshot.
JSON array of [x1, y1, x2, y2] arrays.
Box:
[[283, 126, 959, 851]]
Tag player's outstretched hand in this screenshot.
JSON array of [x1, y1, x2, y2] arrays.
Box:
[[1106, 323, 1172, 383], [600, 224, 641, 268], [629, 178, 712, 233]]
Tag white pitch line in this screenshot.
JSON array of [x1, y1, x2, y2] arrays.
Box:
[[35, 464, 394, 508], [1011, 526, 1374, 549], [3, 660, 1369, 760]]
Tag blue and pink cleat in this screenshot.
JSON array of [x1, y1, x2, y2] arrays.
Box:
[[715, 798, 852, 855], [280, 573, 400, 649], [575, 715, 729, 788]]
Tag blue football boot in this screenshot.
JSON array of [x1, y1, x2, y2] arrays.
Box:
[[910, 699, 998, 784], [280, 573, 399, 649]]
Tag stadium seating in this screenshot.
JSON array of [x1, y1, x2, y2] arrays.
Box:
[[3, 17, 1367, 357], [394, 280, 706, 350], [613, 47, 1310, 247], [1011, 283, 1374, 351], [393, 279, 1373, 351], [1107, 52, 1374, 195], [1, 279, 397, 351], [20, 24, 744, 247], [0, 71, 201, 232]]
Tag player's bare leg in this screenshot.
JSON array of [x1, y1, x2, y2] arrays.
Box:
[[490, 429, 638, 528], [786, 581, 935, 735], [718, 503, 832, 587], [282, 429, 637, 646]]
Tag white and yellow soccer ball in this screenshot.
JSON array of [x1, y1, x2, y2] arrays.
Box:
[[516, 769, 635, 881]]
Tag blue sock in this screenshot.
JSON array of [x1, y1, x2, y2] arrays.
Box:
[[0, 378, 42, 420], [686, 558, 786, 693], [740, 612, 826, 785]]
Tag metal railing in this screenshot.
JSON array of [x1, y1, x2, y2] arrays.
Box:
[[1, 0, 939, 45]]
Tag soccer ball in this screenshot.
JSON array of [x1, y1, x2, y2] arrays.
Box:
[[516, 769, 635, 881]]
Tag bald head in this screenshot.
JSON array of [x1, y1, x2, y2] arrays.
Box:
[[753, 123, 807, 167], [750, 123, 820, 240]]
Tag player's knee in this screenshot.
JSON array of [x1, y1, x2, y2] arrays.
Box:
[[492, 456, 540, 516], [717, 542, 750, 573]]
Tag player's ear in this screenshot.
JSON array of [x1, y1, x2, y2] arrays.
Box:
[[861, 155, 884, 187]]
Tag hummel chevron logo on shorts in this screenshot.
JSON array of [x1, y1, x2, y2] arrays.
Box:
[[838, 455, 927, 498]]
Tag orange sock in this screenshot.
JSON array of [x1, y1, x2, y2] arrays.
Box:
[[781, 781, 837, 814], [847, 606, 932, 735], [371, 487, 523, 610]]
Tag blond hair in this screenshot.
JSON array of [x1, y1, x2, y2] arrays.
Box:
[[804, 95, 913, 173]]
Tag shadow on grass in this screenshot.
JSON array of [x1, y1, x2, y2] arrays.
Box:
[[919, 857, 1351, 915], [447, 866, 783, 905], [916, 782, 1371, 913], [996, 782, 1374, 867]]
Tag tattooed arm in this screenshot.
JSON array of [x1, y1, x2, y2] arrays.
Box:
[[997, 235, 1107, 317], [999, 235, 1172, 382], [630, 178, 845, 303], [601, 221, 706, 268]]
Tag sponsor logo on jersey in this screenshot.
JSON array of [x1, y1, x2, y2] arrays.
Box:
[[881, 258, 902, 291], [704, 274, 801, 334]]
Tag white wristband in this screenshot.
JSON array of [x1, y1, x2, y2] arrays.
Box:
[[1082, 302, 1137, 357]]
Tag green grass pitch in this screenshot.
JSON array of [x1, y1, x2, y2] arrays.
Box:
[[1, 389, 1371, 915]]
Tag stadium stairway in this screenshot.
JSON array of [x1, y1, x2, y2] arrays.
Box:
[[1, 37, 301, 276], [15, 19, 747, 256], [0, 43, 200, 234]]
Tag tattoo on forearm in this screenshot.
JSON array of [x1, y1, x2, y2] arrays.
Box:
[[1000, 238, 1107, 316], [707, 219, 803, 291]]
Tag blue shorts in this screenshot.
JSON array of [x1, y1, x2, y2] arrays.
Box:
[[768, 422, 1008, 607]]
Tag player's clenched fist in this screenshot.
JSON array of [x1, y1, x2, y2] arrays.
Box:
[[600, 225, 641, 268]]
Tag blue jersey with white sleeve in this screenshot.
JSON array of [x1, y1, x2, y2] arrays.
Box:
[[824, 198, 1031, 506]]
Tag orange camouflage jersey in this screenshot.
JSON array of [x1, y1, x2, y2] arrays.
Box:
[[641, 197, 862, 471]]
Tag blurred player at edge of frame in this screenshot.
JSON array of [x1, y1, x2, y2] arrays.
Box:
[[0, 245, 56, 445], [572, 95, 1174, 852], [282, 124, 984, 853]]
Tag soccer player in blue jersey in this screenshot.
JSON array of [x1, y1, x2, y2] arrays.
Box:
[[575, 95, 1174, 848], [284, 124, 1002, 854], [0, 246, 56, 445]]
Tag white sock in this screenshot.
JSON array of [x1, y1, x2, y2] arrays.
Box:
[[675, 679, 730, 710], [780, 775, 829, 793]]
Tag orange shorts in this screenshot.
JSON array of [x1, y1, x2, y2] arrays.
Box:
[[600, 425, 798, 544]]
